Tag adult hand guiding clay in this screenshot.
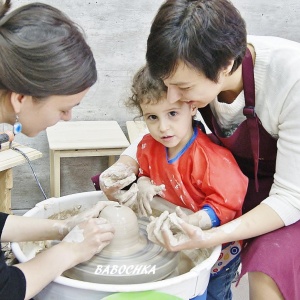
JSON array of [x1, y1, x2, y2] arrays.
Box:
[[161, 218, 208, 252], [147, 210, 215, 267], [62, 217, 115, 264], [147, 211, 192, 247], [64, 201, 116, 232]]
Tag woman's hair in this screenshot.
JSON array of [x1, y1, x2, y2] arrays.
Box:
[[0, 0, 97, 99], [126, 65, 167, 118], [146, 0, 247, 82]]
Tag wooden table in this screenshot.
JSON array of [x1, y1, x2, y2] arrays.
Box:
[[0, 143, 42, 214], [46, 121, 130, 198]]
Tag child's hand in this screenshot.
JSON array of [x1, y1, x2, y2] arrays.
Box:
[[100, 162, 138, 207], [137, 177, 165, 217]]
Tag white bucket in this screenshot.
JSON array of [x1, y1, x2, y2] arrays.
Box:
[[11, 191, 221, 300]]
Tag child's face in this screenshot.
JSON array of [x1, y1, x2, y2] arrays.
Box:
[[141, 97, 197, 154]]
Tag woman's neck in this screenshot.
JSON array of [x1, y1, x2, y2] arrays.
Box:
[[218, 64, 243, 104], [218, 44, 256, 104], [0, 94, 14, 124]]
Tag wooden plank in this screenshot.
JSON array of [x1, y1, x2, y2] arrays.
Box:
[[46, 121, 130, 150], [58, 148, 126, 158], [0, 143, 43, 171]]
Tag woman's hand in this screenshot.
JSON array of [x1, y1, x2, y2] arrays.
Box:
[[147, 210, 211, 252], [63, 200, 116, 234], [14, 218, 114, 300], [161, 218, 208, 251], [62, 217, 115, 264]]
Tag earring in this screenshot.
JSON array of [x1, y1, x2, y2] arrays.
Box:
[[13, 115, 22, 135]]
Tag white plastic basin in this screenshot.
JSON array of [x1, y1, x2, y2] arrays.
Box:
[[11, 191, 221, 300]]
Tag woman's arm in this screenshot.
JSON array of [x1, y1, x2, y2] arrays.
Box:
[[1, 201, 115, 299], [160, 203, 285, 251], [1, 201, 114, 242], [15, 218, 114, 300], [260, 80, 300, 225]]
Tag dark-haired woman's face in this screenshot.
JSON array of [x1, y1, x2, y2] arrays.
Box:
[[18, 89, 89, 137], [163, 61, 227, 108]]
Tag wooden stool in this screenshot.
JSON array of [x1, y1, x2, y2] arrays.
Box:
[[46, 121, 130, 198], [0, 143, 42, 214]]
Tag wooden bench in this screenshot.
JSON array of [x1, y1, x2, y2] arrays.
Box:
[[46, 121, 130, 198]]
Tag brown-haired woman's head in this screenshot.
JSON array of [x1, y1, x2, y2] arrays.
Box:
[[0, 0, 97, 99], [146, 0, 247, 82]]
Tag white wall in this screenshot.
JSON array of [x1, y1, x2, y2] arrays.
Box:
[[6, 0, 300, 211]]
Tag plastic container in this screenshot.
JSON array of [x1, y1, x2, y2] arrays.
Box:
[[102, 291, 182, 299], [11, 191, 221, 300]]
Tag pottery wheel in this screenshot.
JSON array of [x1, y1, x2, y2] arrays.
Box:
[[63, 204, 179, 284]]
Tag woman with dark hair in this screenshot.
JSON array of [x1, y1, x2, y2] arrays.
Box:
[[0, 1, 114, 299], [101, 0, 300, 299]]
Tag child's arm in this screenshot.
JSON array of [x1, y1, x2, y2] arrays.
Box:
[[175, 206, 218, 230]]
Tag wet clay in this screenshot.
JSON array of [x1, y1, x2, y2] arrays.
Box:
[[25, 203, 212, 285], [64, 204, 180, 284]]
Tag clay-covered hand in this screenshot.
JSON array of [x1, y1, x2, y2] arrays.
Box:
[[175, 206, 212, 230], [146, 211, 189, 245], [99, 162, 138, 207], [136, 177, 165, 217], [147, 211, 212, 251], [62, 217, 115, 264], [146, 211, 170, 245], [64, 201, 116, 233]]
